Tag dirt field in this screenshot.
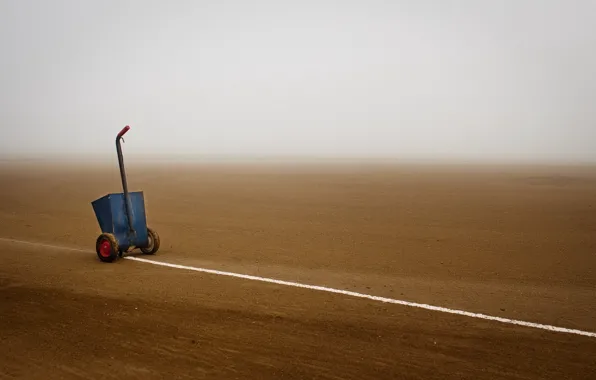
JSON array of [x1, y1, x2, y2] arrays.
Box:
[[1, 160, 595, 379]]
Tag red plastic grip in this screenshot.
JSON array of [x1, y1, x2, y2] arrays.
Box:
[[117, 125, 130, 138]]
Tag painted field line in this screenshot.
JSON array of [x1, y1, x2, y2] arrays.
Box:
[[0, 237, 90, 253], [1, 236, 595, 339]]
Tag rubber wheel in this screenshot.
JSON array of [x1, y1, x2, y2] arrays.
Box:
[[96, 233, 120, 263], [141, 227, 160, 255]]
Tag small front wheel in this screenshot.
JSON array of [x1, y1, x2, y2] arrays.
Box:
[[96, 233, 120, 263], [141, 227, 160, 255]]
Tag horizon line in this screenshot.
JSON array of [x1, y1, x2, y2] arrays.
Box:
[[1, 153, 596, 167]]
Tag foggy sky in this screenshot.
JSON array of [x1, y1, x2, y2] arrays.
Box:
[[1, 0, 595, 162]]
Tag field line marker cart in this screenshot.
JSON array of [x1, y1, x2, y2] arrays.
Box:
[[91, 125, 160, 262]]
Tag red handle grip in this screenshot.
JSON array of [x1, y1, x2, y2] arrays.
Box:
[[117, 125, 130, 138]]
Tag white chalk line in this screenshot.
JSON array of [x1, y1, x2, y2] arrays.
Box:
[[0, 237, 90, 253], [1, 236, 595, 339]]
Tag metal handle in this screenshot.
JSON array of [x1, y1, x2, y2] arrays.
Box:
[[116, 125, 135, 235]]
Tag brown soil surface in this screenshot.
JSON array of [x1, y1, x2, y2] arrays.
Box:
[[1, 161, 595, 379]]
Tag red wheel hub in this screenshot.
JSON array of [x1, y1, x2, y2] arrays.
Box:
[[99, 240, 112, 257]]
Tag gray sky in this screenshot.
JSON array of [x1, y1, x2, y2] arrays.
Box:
[[1, 0, 595, 162]]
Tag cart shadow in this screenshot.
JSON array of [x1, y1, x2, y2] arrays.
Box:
[[121, 251, 150, 259], [90, 250, 156, 263]]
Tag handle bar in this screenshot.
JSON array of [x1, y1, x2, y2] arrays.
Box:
[[115, 125, 134, 234]]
